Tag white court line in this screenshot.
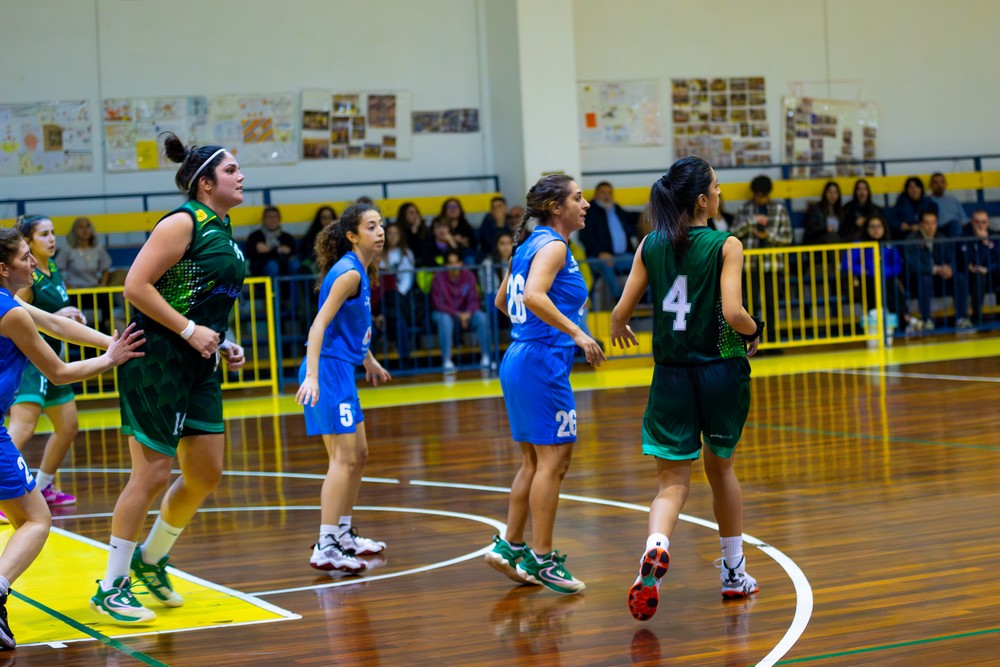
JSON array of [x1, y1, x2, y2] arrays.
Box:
[[55, 471, 811, 665], [831, 368, 1000, 383], [20, 526, 301, 648], [418, 480, 812, 667]]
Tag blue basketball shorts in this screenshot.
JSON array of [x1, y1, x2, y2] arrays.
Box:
[[0, 427, 36, 500], [499, 341, 577, 445], [300, 356, 364, 436]]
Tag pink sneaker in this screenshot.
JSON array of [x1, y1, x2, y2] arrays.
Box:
[[41, 483, 76, 506]]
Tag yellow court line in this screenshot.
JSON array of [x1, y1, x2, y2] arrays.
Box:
[[61, 336, 1000, 431], [3, 526, 298, 647]]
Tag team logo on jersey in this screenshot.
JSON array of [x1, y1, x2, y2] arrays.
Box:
[[195, 208, 209, 223]]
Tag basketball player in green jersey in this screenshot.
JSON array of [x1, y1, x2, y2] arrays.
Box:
[[8, 215, 87, 509], [91, 132, 247, 624], [610, 156, 763, 622]]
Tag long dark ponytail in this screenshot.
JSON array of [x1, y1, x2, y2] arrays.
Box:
[[646, 156, 714, 257]]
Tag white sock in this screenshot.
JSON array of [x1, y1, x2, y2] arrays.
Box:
[[0, 576, 9, 597], [35, 471, 55, 490], [645, 533, 669, 552], [721, 536, 744, 571], [318, 524, 339, 547], [142, 516, 184, 564], [337, 517, 352, 536], [103, 536, 137, 589]]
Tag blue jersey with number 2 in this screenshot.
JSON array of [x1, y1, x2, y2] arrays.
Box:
[[506, 226, 587, 347]]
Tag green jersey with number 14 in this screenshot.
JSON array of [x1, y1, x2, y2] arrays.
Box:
[[641, 226, 746, 365]]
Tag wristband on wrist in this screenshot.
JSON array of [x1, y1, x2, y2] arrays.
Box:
[[740, 315, 765, 343], [179, 319, 196, 340]]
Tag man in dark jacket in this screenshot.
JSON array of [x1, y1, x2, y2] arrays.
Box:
[[579, 181, 637, 301]]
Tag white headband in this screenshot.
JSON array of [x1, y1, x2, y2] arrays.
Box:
[[185, 148, 227, 191]]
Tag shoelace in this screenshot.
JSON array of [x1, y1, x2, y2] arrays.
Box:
[[713, 556, 746, 582]]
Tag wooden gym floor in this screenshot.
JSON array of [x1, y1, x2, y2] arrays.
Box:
[[3, 335, 1000, 666]]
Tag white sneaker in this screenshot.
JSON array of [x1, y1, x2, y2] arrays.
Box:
[[442, 360, 456, 372], [337, 527, 386, 555], [956, 317, 974, 331], [923, 318, 936, 331], [310, 541, 366, 573], [717, 557, 759, 599], [480, 355, 491, 368]]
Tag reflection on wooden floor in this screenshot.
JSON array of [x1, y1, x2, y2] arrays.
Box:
[[7, 342, 1000, 665]]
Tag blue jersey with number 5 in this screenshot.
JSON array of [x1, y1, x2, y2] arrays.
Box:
[[506, 226, 587, 347], [317, 252, 372, 365]]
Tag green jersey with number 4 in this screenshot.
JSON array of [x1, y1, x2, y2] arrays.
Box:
[[641, 226, 746, 365]]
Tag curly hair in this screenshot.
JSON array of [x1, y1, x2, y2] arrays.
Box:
[[313, 203, 380, 290]]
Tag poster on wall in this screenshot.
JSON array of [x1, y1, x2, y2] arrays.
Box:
[[300, 90, 411, 160], [578, 80, 662, 147], [411, 109, 479, 134], [670, 76, 770, 167], [0, 101, 94, 176], [102, 93, 297, 172], [782, 97, 878, 178]]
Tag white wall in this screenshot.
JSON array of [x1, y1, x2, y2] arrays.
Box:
[[2, 0, 998, 211], [0, 0, 491, 209], [572, 0, 1000, 187]]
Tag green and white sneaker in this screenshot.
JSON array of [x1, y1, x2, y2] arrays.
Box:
[[515, 548, 585, 595], [90, 576, 156, 624], [484, 535, 532, 584], [131, 549, 183, 607]]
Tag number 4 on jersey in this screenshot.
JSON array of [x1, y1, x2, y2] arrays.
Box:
[[662, 275, 692, 331]]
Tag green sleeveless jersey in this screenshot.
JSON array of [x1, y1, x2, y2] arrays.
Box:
[[31, 258, 71, 352], [145, 200, 247, 335], [641, 226, 746, 365]]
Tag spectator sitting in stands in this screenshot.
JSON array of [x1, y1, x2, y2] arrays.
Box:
[[579, 181, 637, 302], [891, 176, 937, 238], [842, 214, 914, 333], [56, 215, 114, 331], [57, 216, 112, 290], [803, 181, 844, 245], [246, 205, 300, 277], [505, 205, 524, 236], [479, 230, 513, 296], [928, 172, 967, 238], [431, 249, 492, 372], [732, 175, 792, 320], [421, 216, 460, 268], [299, 205, 336, 275], [477, 195, 507, 262], [905, 208, 961, 331], [708, 191, 734, 232], [438, 198, 476, 263], [378, 222, 418, 359], [842, 179, 883, 242], [397, 201, 428, 252], [957, 209, 1000, 329]]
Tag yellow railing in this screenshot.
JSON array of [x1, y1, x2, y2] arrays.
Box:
[[589, 242, 887, 356], [64, 276, 279, 400], [743, 242, 884, 349]]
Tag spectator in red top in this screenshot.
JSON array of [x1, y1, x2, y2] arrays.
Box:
[[430, 249, 492, 372]]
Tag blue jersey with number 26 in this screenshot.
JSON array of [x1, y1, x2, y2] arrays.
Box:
[[506, 226, 588, 347]]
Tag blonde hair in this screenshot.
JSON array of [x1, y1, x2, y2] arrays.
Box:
[[66, 216, 99, 249]]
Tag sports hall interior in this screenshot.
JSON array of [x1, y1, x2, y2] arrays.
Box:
[[2, 1, 999, 665]]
